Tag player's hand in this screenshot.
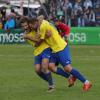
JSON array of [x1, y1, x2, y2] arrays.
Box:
[[22, 34, 31, 39], [34, 34, 40, 39], [34, 42, 40, 47], [45, 30, 52, 38], [34, 39, 43, 47]]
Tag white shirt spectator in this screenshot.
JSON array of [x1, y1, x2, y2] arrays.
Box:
[[74, 2, 82, 15], [84, 0, 93, 9], [62, 0, 72, 10]]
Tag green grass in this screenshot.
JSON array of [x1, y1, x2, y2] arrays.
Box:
[[0, 44, 100, 100]]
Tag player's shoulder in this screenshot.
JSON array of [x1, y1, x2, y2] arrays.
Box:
[[28, 31, 35, 36], [40, 20, 50, 29], [42, 20, 50, 26]]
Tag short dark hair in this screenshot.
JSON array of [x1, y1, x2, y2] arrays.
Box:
[[28, 17, 38, 24], [20, 17, 29, 24]]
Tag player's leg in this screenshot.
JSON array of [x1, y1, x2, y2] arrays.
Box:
[[49, 63, 70, 78], [34, 64, 49, 81], [64, 64, 92, 91], [42, 58, 54, 91], [49, 53, 70, 78], [41, 48, 54, 91], [49, 53, 76, 87], [34, 56, 48, 82], [59, 46, 92, 91]]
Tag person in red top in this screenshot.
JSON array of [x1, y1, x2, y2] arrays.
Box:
[[54, 18, 70, 43]]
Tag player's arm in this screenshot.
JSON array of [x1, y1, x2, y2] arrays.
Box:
[[23, 33, 43, 47], [23, 32, 41, 42], [45, 30, 52, 38], [23, 34, 38, 42], [40, 22, 52, 39]]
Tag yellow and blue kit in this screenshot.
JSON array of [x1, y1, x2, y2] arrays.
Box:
[[39, 20, 71, 67], [26, 31, 51, 65]]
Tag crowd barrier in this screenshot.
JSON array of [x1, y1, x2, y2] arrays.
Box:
[[0, 27, 100, 44]]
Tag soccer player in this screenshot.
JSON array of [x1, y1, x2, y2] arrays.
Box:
[[21, 18, 54, 92], [37, 16, 76, 87], [51, 19, 76, 87], [29, 18, 77, 87], [30, 18, 92, 91]]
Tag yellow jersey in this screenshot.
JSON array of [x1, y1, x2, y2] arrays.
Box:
[[26, 31, 49, 56], [39, 20, 67, 53]]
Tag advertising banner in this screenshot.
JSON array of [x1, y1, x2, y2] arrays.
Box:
[[0, 27, 100, 44], [69, 27, 100, 45], [0, 29, 25, 44]]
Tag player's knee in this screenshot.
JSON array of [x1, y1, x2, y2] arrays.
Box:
[[42, 62, 48, 68], [34, 67, 41, 73], [42, 61, 49, 71], [34, 64, 41, 73], [64, 64, 72, 72], [49, 63, 57, 72]]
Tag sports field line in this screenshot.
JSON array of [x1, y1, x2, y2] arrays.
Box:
[[0, 54, 100, 61], [0, 45, 100, 48], [0, 54, 100, 57], [16, 45, 100, 48], [0, 54, 32, 57]]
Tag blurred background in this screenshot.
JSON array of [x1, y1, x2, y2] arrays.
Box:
[[0, 0, 100, 45], [0, 0, 100, 29]]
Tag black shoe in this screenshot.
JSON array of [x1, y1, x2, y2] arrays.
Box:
[[47, 86, 54, 92]]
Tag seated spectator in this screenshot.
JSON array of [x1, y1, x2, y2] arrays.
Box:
[[4, 14, 16, 30]]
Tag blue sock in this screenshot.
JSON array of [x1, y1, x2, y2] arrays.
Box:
[[37, 71, 48, 82], [55, 67, 70, 78], [46, 72, 54, 86], [70, 68, 86, 83]]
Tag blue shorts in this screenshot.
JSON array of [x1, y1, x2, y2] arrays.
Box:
[[34, 48, 52, 65], [50, 46, 71, 67]]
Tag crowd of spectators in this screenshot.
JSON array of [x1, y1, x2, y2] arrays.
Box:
[[46, 0, 100, 27], [0, 7, 25, 30], [0, 0, 100, 30]]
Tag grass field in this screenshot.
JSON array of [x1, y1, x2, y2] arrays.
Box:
[[0, 44, 100, 100]]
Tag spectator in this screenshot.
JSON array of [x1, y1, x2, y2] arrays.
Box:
[[89, 8, 95, 21], [62, 0, 73, 11], [4, 14, 16, 30], [83, 0, 93, 10], [73, 1, 83, 26]]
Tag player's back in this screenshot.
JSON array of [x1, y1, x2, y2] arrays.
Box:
[[40, 20, 67, 53]]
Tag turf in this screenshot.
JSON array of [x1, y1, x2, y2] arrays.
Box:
[[0, 44, 100, 100]]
